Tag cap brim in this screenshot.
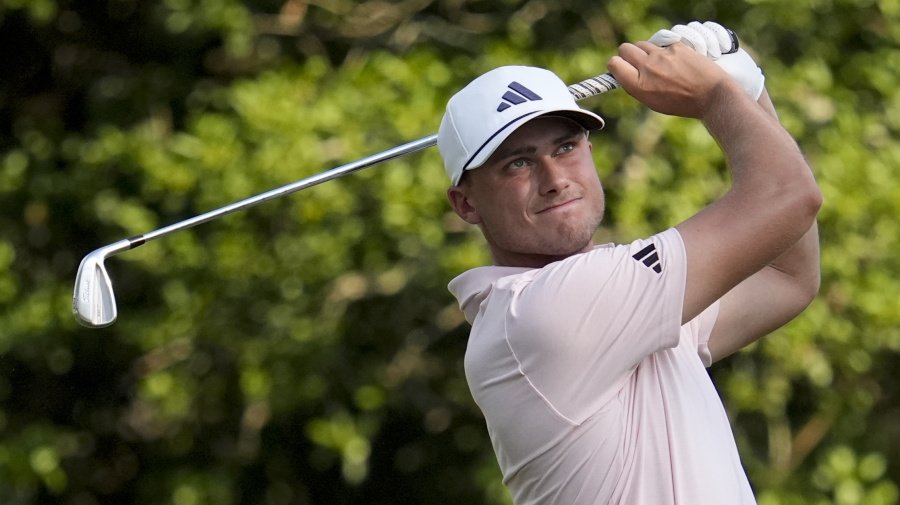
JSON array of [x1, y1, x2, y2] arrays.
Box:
[[463, 108, 605, 175]]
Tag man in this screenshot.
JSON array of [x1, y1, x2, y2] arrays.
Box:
[[437, 22, 822, 504]]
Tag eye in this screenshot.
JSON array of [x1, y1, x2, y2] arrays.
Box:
[[507, 158, 530, 170], [557, 142, 575, 154]]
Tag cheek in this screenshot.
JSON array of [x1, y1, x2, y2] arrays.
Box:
[[592, 176, 605, 196], [478, 180, 530, 212], [581, 172, 606, 212], [576, 165, 602, 190], [481, 195, 525, 224]]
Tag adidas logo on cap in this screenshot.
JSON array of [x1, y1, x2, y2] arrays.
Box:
[[496, 82, 543, 112]]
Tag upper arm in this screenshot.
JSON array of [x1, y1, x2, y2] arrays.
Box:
[[706, 261, 815, 362]]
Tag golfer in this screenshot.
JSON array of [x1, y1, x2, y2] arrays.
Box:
[[438, 22, 821, 504]]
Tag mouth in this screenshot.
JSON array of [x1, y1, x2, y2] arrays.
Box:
[[537, 198, 581, 214]]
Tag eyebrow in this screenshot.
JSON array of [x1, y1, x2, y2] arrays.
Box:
[[491, 130, 585, 161]]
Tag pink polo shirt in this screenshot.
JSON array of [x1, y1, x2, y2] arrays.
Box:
[[449, 228, 756, 504]]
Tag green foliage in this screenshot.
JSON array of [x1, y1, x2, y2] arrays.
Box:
[[1, 0, 899, 504]]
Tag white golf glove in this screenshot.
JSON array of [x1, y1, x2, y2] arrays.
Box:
[[649, 21, 765, 100]]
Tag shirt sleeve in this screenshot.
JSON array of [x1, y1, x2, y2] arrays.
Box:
[[684, 299, 721, 368], [502, 228, 688, 423]]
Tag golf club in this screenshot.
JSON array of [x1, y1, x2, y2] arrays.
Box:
[[72, 72, 626, 328]]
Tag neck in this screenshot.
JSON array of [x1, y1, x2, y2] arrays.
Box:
[[490, 242, 595, 268]]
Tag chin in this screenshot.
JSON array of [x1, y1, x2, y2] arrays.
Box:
[[554, 223, 599, 252]]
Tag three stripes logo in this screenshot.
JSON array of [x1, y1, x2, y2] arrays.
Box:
[[496, 81, 542, 112], [632, 244, 662, 274]]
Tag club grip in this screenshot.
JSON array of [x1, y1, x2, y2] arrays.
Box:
[[568, 73, 621, 100], [566, 25, 740, 101]]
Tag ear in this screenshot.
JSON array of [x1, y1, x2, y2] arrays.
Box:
[[447, 186, 482, 225]]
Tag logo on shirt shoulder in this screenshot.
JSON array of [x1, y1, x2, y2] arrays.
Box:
[[496, 82, 542, 112], [632, 244, 662, 274]]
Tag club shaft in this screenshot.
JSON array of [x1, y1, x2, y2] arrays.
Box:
[[103, 72, 620, 253], [134, 133, 438, 246]]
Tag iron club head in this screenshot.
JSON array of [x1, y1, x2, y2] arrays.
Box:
[[72, 239, 134, 328]]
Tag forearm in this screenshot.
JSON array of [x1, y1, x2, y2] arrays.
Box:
[[753, 88, 821, 292], [752, 89, 821, 293], [704, 83, 817, 206], [700, 81, 822, 264]]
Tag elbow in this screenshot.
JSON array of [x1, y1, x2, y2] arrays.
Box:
[[798, 180, 823, 224], [808, 184, 824, 217], [794, 185, 823, 305], [782, 178, 822, 234], [777, 179, 822, 305]]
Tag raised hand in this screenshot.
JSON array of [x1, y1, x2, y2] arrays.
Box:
[[607, 39, 741, 119], [650, 21, 765, 99]]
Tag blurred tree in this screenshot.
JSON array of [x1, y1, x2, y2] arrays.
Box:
[[0, 0, 899, 504]]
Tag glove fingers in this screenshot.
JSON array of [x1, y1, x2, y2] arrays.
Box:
[[671, 24, 708, 56], [703, 21, 739, 54], [688, 21, 721, 59], [648, 28, 683, 47]]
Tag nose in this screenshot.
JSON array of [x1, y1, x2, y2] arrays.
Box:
[[536, 158, 570, 196]]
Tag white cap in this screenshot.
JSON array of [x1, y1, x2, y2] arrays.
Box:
[[438, 66, 605, 185]]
